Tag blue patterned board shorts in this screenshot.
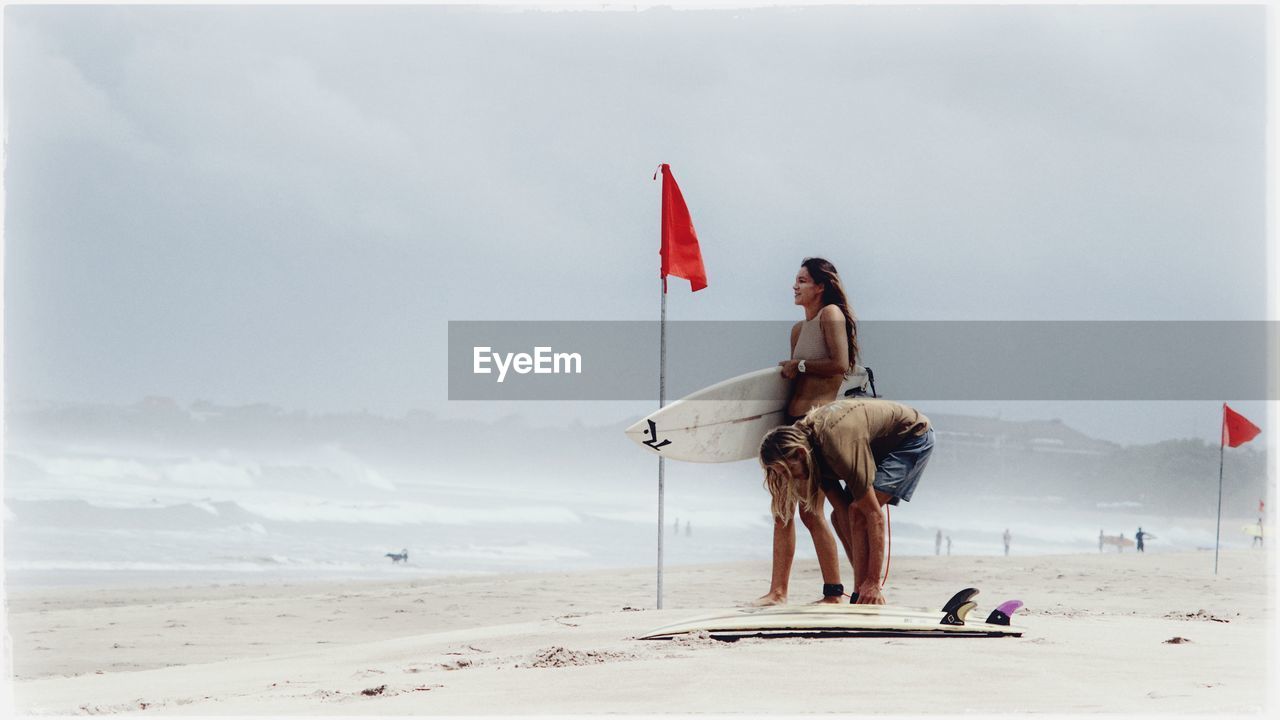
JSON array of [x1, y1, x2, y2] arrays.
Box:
[[873, 428, 934, 506]]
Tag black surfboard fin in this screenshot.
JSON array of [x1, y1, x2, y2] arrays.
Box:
[[940, 587, 980, 626]]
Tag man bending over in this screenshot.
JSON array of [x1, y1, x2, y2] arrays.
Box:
[[759, 398, 935, 604]]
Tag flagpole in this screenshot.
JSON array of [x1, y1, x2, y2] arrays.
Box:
[[1215, 410, 1225, 575], [652, 162, 706, 610], [657, 279, 667, 609]]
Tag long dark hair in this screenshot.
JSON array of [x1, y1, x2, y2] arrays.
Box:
[[801, 257, 859, 365]]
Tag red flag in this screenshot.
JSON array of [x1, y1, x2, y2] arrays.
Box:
[[1222, 404, 1261, 448], [656, 164, 707, 293]]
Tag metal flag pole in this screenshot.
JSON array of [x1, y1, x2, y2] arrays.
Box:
[[657, 279, 668, 608], [1214, 411, 1225, 575]]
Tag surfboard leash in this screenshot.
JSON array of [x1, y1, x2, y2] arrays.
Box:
[[882, 503, 892, 588], [848, 504, 892, 603]]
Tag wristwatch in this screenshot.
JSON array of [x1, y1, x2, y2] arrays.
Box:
[[797, 359, 807, 374]]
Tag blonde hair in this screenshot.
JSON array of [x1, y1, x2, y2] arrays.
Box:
[[759, 423, 824, 523]]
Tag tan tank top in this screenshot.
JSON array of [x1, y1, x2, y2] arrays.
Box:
[[792, 317, 830, 361]]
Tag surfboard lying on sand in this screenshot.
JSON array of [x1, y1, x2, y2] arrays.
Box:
[[624, 365, 870, 463], [1101, 534, 1135, 548], [639, 588, 1024, 639]]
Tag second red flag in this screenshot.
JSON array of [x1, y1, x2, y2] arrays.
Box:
[[1222, 403, 1261, 448]]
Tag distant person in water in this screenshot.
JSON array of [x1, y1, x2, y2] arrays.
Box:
[[935, 530, 942, 556], [1002, 528, 1011, 556], [759, 398, 934, 605], [1135, 527, 1146, 553], [1099, 529, 1105, 553], [755, 257, 860, 607]]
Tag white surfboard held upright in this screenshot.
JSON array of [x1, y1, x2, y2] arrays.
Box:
[[624, 366, 869, 463]]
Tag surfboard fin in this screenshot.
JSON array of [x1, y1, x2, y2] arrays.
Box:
[[985, 600, 1024, 626], [940, 587, 979, 626]]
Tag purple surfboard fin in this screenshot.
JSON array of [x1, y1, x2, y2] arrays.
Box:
[[985, 600, 1023, 626]]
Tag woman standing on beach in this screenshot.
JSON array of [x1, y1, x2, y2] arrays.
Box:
[[754, 257, 859, 606]]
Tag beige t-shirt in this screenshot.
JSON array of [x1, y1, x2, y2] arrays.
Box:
[[803, 399, 931, 500]]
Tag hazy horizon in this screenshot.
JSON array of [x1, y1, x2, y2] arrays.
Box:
[[5, 385, 1267, 589], [3, 391, 1270, 450]]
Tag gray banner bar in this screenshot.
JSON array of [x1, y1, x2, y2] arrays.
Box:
[[448, 321, 1276, 401]]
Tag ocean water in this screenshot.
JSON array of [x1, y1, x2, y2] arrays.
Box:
[[3, 447, 1261, 589]]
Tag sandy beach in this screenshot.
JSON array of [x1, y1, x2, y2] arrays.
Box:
[[2, 549, 1273, 715]]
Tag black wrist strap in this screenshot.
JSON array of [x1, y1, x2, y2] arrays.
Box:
[[822, 583, 844, 598]]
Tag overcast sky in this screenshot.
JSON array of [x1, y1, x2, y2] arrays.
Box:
[[3, 4, 1271, 444]]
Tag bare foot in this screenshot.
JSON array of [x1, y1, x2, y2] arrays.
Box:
[[750, 590, 787, 606]]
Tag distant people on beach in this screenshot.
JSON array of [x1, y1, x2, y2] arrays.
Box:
[[1253, 518, 1264, 548], [1002, 528, 1011, 556], [1098, 531, 1132, 553], [1135, 527, 1146, 553], [946, 535, 952, 556], [935, 530, 942, 556]]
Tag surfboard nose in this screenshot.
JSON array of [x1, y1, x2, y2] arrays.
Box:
[[625, 416, 663, 450], [624, 417, 650, 439]]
